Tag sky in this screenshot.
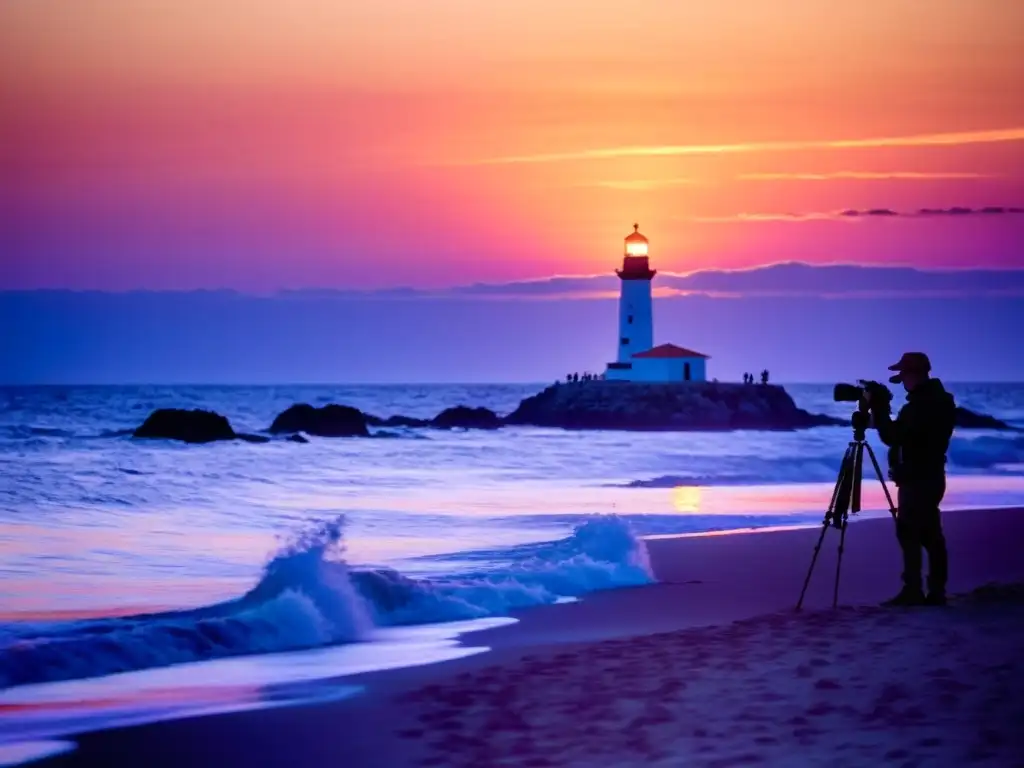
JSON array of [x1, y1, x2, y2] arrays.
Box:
[[3, 0, 1024, 293]]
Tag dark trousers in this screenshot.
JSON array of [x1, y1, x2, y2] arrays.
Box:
[[896, 478, 948, 595]]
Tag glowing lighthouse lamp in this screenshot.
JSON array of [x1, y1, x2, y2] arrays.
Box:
[[604, 224, 710, 382]]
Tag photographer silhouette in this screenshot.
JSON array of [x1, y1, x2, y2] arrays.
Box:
[[866, 352, 956, 607]]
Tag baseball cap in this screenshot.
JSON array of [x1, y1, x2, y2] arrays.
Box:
[[888, 352, 931, 384]]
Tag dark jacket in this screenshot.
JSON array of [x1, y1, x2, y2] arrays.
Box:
[[873, 378, 956, 486]]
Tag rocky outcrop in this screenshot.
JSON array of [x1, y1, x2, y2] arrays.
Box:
[[133, 409, 239, 443], [268, 404, 370, 437], [955, 407, 1018, 431], [431, 406, 502, 430], [504, 381, 842, 431]]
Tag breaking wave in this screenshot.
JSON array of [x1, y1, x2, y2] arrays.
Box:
[[0, 514, 652, 689]]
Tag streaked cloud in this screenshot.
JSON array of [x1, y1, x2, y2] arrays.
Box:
[[582, 170, 995, 191], [586, 177, 701, 190], [738, 171, 996, 181], [683, 205, 1024, 223], [468, 127, 1024, 166], [687, 212, 849, 223]]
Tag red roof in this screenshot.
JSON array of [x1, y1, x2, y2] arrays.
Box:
[[632, 343, 710, 359]]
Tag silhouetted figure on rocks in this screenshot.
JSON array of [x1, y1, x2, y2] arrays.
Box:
[[761, 369, 770, 385]]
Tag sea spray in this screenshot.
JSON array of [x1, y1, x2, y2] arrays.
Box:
[[0, 516, 372, 689], [239, 515, 373, 637]]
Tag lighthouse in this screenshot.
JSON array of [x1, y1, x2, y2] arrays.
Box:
[[604, 224, 710, 382], [615, 224, 656, 362]]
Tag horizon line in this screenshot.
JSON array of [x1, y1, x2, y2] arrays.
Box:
[[4, 260, 1024, 296], [1, 379, 1020, 388]]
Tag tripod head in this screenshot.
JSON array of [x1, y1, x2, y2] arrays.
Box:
[[830, 404, 873, 529], [851, 404, 870, 442]]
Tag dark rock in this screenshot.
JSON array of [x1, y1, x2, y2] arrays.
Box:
[[269, 404, 370, 437], [286, 434, 310, 443], [133, 408, 237, 443], [955, 407, 1017, 430], [237, 433, 271, 444], [431, 405, 502, 430], [503, 382, 843, 431]]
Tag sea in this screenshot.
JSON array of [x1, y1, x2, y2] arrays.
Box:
[[2, 382, 1024, 753]]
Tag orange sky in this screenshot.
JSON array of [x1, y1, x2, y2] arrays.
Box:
[[2, 0, 1023, 289]]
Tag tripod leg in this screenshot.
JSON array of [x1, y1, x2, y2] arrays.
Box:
[[797, 520, 831, 612], [864, 442, 898, 517], [851, 442, 864, 514], [831, 443, 863, 608], [833, 515, 849, 609], [796, 445, 852, 611]]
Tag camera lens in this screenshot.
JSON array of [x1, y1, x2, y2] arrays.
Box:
[[833, 383, 863, 403]]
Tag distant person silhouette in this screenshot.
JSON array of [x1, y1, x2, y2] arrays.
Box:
[[865, 352, 956, 607], [761, 369, 769, 385]]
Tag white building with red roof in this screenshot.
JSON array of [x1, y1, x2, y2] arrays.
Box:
[[604, 225, 710, 382]]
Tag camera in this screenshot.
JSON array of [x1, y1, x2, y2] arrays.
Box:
[[833, 380, 892, 405]]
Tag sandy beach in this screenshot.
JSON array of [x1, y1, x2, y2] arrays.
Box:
[[30, 506, 1024, 767]]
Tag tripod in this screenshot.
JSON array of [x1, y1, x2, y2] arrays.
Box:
[[796, 408, 897, 611]]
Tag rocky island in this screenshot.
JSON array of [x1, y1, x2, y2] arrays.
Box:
[[505, 381, 842, 431]]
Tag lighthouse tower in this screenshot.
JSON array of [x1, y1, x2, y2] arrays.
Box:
[[603, 224, 710, 382], [615, 223, 656, 363]]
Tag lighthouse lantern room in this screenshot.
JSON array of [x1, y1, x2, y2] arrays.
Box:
[[604, 224, 710, 383]]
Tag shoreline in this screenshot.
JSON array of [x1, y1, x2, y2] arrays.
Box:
[[31, 505, 1024, 767]]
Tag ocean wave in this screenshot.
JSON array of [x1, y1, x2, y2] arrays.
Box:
[[948, 435, 1024, 470], [607, 434, 1024, 489], [0, 426, 77, 440], [0, 514, 651, 689], [353, 515, 654, 625], [608, 459, 845, 488]]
